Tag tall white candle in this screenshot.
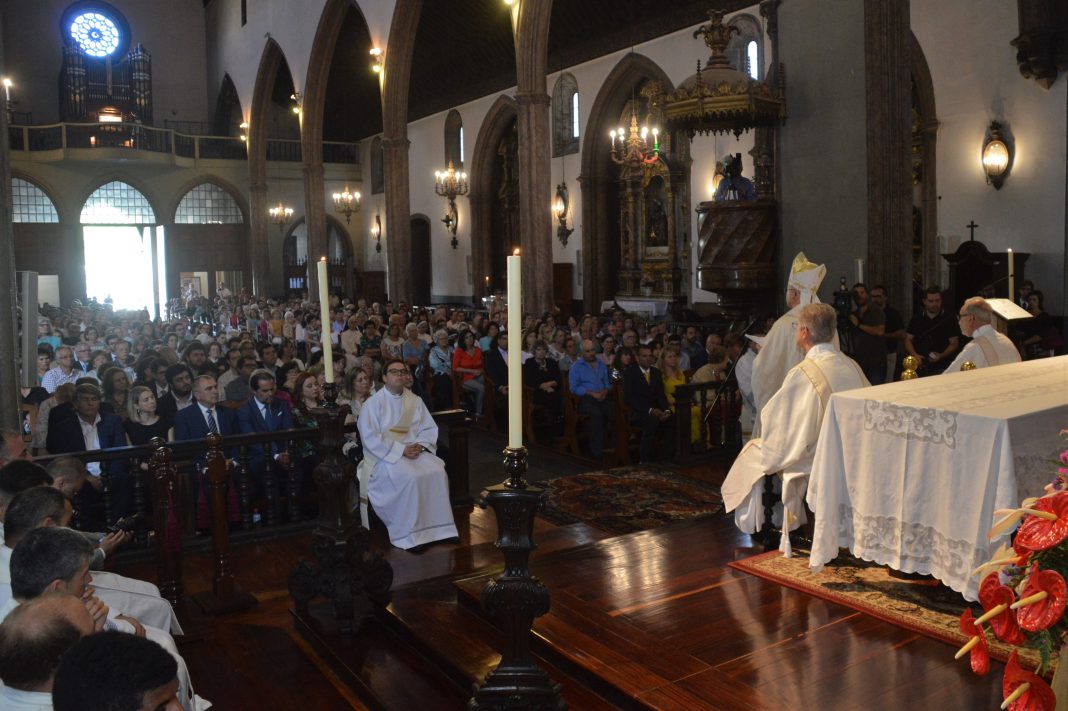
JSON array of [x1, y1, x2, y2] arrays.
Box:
[[1007, 248, 1015, 301], [506, 250, 522, 449], [854, 258, 865, 286], [317, 257, 334, 383]]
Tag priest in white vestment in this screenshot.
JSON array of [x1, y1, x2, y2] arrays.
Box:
[[722, 304, 869, 556], [357, 362, 459, 551], [750, 252, 838, 437], [944, 297, 1022, 372]]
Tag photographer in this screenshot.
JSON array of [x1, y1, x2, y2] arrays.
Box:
[[847, 283, 886, 384], [714, 154, 757, 202]]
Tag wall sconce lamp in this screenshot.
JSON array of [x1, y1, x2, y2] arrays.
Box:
[[239, 121, 249, 142], [369, 47, 384, 74], [370, 213, 382, 253], [553, 182, 573, 246], [290, 92, 302, 115], [435, 161, 468, 249], [332, 185, 361, 223], [982, 121, 1012, 190]]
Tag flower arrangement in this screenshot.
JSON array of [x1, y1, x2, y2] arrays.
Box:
[[954, 430, 1068, 710]]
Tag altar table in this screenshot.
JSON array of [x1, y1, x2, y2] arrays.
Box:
[[807, 356, 1068, 601]]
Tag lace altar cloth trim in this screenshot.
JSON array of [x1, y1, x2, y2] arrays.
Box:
[[833, 504, 989, 599], [862, 401, 958, 448]]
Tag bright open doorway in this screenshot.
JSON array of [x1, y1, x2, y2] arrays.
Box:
[[83, 225, 158, 314]]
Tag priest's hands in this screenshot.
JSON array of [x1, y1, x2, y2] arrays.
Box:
[[403, 443, 424, 459]]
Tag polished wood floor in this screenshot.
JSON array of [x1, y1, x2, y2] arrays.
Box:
[[114, 452, 1004, 710]]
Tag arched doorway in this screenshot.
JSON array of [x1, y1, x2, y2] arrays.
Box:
[[170, 178, 249, 301], [282, 216, 354, 298], [470, 95, 519, 301], [579, 53, 675, 308], [79, 179, 162, 316], [410, 216, 431, 306]]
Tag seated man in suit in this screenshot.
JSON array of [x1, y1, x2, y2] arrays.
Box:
[[622, 344, 673, 463], [484, 333, 510, 399], [174, 375, 238, 529], [237, 370, 294, 500], [48, 383, 132, 521]]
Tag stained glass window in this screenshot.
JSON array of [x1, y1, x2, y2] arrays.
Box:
[[69, 12, 121, 57], [81, 181, 156, 224], [175, 183, 244, 224], [11, 178, 60, 223]]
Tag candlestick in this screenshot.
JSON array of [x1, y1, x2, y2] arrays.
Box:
[[1007, 248, 1015, 301], [854, 258, 865, 286], [317, 257, 334, 383], [506, 250, 522, 449]]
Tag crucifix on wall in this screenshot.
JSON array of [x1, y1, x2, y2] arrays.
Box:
[[966, 220, 978, 241]]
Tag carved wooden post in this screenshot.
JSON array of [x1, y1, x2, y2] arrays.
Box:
[[193, 433, 256, 615], [149, 437, 182, 607], [469, 447, 565, 710], [288, 382, 392, 634], [760, 475, 779, 549], [441, 409, 473, 508], [284, 438, 300, 522]]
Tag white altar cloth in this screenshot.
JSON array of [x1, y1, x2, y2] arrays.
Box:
[[807, 356, 1068, 601]]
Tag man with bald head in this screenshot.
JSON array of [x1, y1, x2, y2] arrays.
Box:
[[0, 429, 31, 469], [0, 593, 93, 710], [568, 339, 615, 460], [945, 296, 1021, 372]]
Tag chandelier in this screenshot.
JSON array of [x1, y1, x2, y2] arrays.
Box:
[[609, 109, 660, 166], [268, 201, 293, 232], [434, 161, 468, 248], [332, 185, 361, 223]]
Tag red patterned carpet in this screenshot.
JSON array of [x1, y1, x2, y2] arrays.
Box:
[[537, 465, 724, 535]]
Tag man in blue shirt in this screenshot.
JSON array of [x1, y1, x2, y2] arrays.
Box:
[[568, 340, 614, 460]]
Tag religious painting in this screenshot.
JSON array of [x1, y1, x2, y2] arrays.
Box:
[[642, 174, 670, 257]]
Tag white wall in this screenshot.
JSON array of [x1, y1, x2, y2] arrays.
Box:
[[912, 0, 1066, 311]]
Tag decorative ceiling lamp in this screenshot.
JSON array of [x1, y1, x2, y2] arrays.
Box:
[[269, 201, 293, 232], [332, 185, 361, 223], [434, 161, 468, 249], [660, 10, 785, 138], [609, 108, 660, 166]]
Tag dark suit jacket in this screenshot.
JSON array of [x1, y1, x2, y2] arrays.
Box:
[[49, 413, 129, 475], [156, 391, 193, 421], [622, 363, 669, 418], [689, 349, 710, 372], [173, 402, 238, 442], [485, 348, 508, 393], [236, 397, 294, 468]]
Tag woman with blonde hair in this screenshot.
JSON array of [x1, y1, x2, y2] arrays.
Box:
[[660, 346, 700, 444], [125, 385, 172, 446]]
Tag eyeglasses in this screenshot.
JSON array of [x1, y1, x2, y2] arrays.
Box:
[[957, 313, 970, 320], [385, 369, 408, 376]]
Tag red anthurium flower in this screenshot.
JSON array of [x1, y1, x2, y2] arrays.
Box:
[[1012, 563, 1063, 632], [958, 609, 990, 676], [1014, 492, 1068, 552], [978, 573, 1026, 645], [1014, 565, 1067, 633], [1002, 651, 1056, 711]]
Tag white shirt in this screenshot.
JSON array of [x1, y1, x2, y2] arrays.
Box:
[[78, 414, 102, 476], [41, 366, 81, 393], [0, 685, 53, 711]]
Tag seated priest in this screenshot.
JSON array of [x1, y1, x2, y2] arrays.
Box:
[[356, 361, 459, 553], [944, 296, 1022, 372], [722, 304, 869, 556], [750, 252, 837, 437]]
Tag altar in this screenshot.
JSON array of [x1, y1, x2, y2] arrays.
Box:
[[807, 356, 1068, 601], [600, 298, 670, 319]]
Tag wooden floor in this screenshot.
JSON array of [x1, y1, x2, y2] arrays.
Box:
[[114, 453, 1005, 710]]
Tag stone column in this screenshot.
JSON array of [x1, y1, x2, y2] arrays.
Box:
[[515, 90, 553, 316], [864, 0, 912, 308], [248, 180, 270, 298], [382, 136, 412, 304], [303, 162, 326, 303], [0, 52, 20, 429]]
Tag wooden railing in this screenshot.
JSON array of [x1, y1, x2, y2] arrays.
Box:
[[672, 380, 741, 457]]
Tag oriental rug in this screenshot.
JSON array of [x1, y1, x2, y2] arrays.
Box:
[[536, 466, 724, 535], [730, 549, 1050, 672]]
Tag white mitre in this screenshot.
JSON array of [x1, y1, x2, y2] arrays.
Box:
[[786, 252, 827, 305]]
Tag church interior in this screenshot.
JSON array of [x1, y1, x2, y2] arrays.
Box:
[[1, 0, 1067, 709]]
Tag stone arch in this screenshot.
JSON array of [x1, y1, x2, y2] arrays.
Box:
[[167, 175, 250, 225], [911, 31, 939, 294], [469, 94, 518, 303], [77, 175, 160, 224], [10, 170, 69, 223], [579, 53, 673, 307], [214, 74, 244, 137], [248, 37, 294, 295]]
